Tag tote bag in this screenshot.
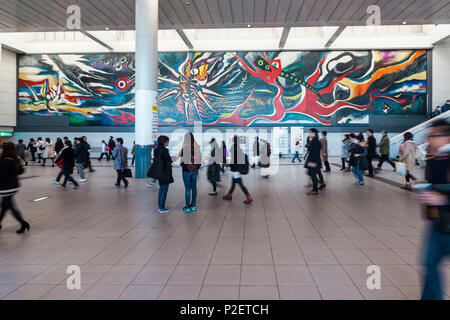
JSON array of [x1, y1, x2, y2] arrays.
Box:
[[395, 161, 406, 176]]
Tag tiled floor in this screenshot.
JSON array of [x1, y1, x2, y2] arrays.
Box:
[[0, 160, 448, 300]]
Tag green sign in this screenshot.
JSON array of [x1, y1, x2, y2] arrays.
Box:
[[0, 132, 13, 137]]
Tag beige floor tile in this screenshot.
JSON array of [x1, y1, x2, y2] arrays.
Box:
[[204, 265, 241, 286], [309, 265, 353, 286], [278, 286, 321, 300], [241, 265, 277, 286], [119, 285, 163, 300], [358, 286, 407, 300], [168, 265, 208, 285], [159, 285, 201, 300], [302, 249, 339, 265], [318, 286, 363, 300], [97, 265, 143, 285], [133, 264, 175, 285], [80, 284, 127, 300], [239, 286, 279, 300], [199, 285, 239, 300], [275, 265, 315, 286], [4, 284, 55, 300], [42, 284, 90, 300]]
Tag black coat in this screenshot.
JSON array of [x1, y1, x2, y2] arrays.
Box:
[[207, 148, 221, 183], [367, 136, 377, 157], [74, 143, 87, 163], [0, 158, 24, 196], [153, 145, 173, 185], [56, 147, 75, 175], [54, 141, 64, 154], [305, 136, 322, 168]]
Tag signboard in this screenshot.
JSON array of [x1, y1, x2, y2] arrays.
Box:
[[152, 105, 158, 142]]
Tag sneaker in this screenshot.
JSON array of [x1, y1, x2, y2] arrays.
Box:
[[68, 181, 73, 185], [79, 179, 87, 182], [359, 181, 364, 185], [190, 206, 197, 212], [53, 180, 60, 185], [159, 208, 170, 213], [146, 183, 155, 188], [183, 207, 191, 213], [209, 192, 218, 196]]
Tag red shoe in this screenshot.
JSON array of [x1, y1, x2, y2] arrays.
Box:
[[244, 194, 253, 204], [223, 192, 232, 200]]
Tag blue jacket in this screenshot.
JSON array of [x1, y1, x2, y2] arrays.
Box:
[[113, 144, 128, 170]]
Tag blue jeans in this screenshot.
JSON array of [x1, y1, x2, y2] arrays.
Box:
[[292, 152, 301, 162], [158, 184, 169, 210], [76, 163, 85, 179], [182, 171, 198, 207], [352, 161, 363, 183], [422, 224, 450, 300]]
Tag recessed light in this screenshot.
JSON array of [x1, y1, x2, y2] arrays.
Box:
[[402, 21, 407, 25], [105, 27, 110, 30], [247, 24, 251, 28], [185, 1, 190, 5]]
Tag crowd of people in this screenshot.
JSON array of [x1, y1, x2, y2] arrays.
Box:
[[0, 120, 448, 300]]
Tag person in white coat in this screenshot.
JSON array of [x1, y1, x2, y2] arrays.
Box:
[[42, 138, 55, 167], [35, 137, 45, 164], [399, 131, 418, 190]]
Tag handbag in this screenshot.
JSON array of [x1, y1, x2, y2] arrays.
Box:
[[122, 168, 133, 178], [395, 161, 406, 176], [147, 154, 166, 180]]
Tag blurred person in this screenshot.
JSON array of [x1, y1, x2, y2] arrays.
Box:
[[36, 137, 44, 163], [341, 134, 351, 171], [98, 140, 110, 161], [305, 129, 325, 195], [112, 138, 129, 188], [55, 140, 79, 189], [349, 134, 368, 185], [108, 136, 116, 160], [26, 138, 37, 162], [366, 129, 377, 177], [320, 131, 331, 172], [207, 138, 221, 196], [82, 136, 95, 173], [376, 130, 396, 171], [259, 139, 271, 178], [178, 133, 202, 213], [16, 139, 28, 166], [42, 138, 55, 167], [399, 132, 418, 191], [151, 136, 173, 213], [291, 141, 302, 163], [54, 137, 64, 155], [74, 138, 87, 182], [221, 140, 227, 174], [0, 142, 30, 233], [131, 141, 136, 166], [251, 136, 260, 169], [417, 120, 450, 300], [223, 135, 253, 204]]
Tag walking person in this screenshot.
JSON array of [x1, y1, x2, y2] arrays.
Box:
[[320, 131, 331, 172], [251, 136, 260, 169], [291, 141, 302, 163], [150, 135, 173, 213], [178, 133, 202, 213], [417, 120, 450, 300], [207, 138, 221, 196], [223, 135, 253, 204], [54, 138, 64, 155], [82, 136, 95, 173], [27, 138, 37, 162], [36, 137, 44, 164], [55, 140, 79, 189], [221, 141, 227, 174], [366, 129, 377, 177], [131, 141, 136, 166], [16, 139, 28, 166], [0, 143, 30, 233], [349, 134, 368, 185], [42, 138, 55, 167], [259, 139, 271, 178], [74, 138, 87, 182], [376, 130, 396, 171], [399, 132, 418, 190], [305, 128, 325, 195], [98, 140, 110, 161], [108, 136, 116, 160], [112, 138, 129, 188], [341, 134, 350, 171]]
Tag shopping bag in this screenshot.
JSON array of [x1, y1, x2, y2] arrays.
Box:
[[395, 161, 406, 176]]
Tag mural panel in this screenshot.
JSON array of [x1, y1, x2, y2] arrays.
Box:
[[18, 50, 427, 127]]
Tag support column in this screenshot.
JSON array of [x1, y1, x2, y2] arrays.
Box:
[[135, 0, 158, 178]]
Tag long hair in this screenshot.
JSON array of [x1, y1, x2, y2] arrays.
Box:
[[181, 132, 201, 164], [1, 142, 20, 169]]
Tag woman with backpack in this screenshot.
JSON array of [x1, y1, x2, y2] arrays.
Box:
[[0, 143, 30, 233], [207, 138, 221, 196], [179, 133, 202, 213], [223, 135, 253, 204]]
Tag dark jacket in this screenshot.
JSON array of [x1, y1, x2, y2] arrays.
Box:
[[0, 158, 23, 196], [54, 140, 64, 154], [207, 147, 221, 183], [16, 143, 26, 157], [349, 142, 368, 166], [425, 150, 450, 232], [27, 141, 37, 153], [108, 139, 116, 150], [56, 146, 76, 175], [305, 136, 322, 168], [367, 136, 377, 157], [154, 145, 173, 185], [74, 143, 87, 164]]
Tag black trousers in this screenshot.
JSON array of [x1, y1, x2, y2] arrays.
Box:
[[367, 155, 375, 175], [229, 178, 249, 195], [211, 181, 217, 192], [405, 171, 417, 183], [0, 196, 25, 225], [62, 174, 78, 187], [324, 161, 331, 171], [377, 154, 395, 169], [116, 170, 129, 186], [98, 152, 110, 161], [341, 158, 346, 169], [309, 167, 324, 192], [56, 169, 64, 182]]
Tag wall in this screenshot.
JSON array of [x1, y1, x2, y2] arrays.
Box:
[[432, 38, 450, 108], [0, 47, 17, 128]]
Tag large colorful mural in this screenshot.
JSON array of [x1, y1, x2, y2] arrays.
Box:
[[19, 50, 427, 127]]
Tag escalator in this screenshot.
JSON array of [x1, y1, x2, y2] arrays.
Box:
[[389, 110, 450, 166]]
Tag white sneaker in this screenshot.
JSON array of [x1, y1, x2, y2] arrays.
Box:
[[146, 183, 155, 188], [79, 179, 87, 182]]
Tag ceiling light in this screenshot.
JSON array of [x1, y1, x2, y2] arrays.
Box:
[[402, 21, 407, 25], [247, 24, 251, 28], [185, 1, 190, 5], [105, 27, 110, 30]]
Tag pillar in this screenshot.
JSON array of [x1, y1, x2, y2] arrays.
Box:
[[135, 0, 158, 178]]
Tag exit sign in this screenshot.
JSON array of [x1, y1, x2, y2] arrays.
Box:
[[0, 132, 13, 137]]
